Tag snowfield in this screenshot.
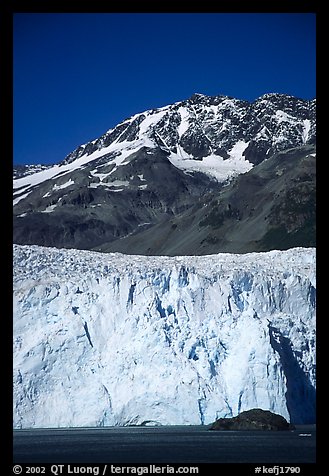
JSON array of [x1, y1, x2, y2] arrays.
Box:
[[13, 245, 316, 428]]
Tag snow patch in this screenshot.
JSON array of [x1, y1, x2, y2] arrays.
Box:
[[302, 119, 311, 144], [53, 179, 74, 191], [40, 204, 57, 213], [228, 140, 249, 161], [169, 148, 252, 182]]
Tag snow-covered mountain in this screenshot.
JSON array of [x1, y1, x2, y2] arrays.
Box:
[[13, 93, 316, 254], [13, 244, 316, 428], [58, 92, 315, 171]]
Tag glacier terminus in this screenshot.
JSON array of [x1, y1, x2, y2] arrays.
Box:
[[13, 244, 316, 428]]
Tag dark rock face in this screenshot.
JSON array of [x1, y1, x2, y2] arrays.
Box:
[[13, 147, 217, 251], [94, 145, 315, 256], [210, 409, 294, 431]]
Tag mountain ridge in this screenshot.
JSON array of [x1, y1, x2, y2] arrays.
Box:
[[60, 92, 315, 168], [13, 92, 316, 255]]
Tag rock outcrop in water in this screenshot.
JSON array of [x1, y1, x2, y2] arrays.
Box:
[[210, 408, 294, 431]]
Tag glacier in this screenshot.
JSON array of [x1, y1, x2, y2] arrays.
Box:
[[13, 245, 316, 428]]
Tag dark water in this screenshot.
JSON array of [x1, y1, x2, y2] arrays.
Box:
[[13, 425, 316, 464]]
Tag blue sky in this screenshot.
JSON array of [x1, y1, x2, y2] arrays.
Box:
[[13, 13, 316, 165]]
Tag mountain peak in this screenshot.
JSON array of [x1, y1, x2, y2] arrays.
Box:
[[257, 92, 290, 100], [187, 92, 236, 106], [255, 92, 316, 104]]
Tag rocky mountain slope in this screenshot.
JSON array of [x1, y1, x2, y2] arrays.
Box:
[[97, 145, 315, 255], [13, 93, 316, 254]]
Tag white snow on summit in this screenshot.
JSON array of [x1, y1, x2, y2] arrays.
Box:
[[13, 245, 316, 428], [13, 93, 315, 207]]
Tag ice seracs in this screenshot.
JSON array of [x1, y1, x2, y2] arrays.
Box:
[[13, 245, 316, 428]]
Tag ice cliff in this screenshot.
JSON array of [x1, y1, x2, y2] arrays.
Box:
[[13, 245, 316, 428]]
